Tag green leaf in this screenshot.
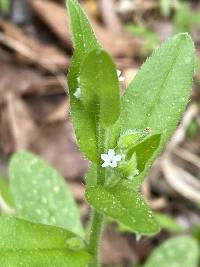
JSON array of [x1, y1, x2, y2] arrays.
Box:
[[0, 176, 14, 207], [0, 0, 10, 15], [118, 129, 151, 150], [114, 212, 183, 234], [122, 33, 194, 136], [127, 134, 161, 187], [154, 212, 183, 233], [80, 49, 120, 127], [144, 236, 199, 267], [192, 225, 200, 244], [86, 183, 160, 235], [67, 0, 100, 58], [0, 216, 91, 267], [133, 134, 161, 173], [9, 152, 84, 237], [67, 0, 101, 162], [111, 33, 194, 185]]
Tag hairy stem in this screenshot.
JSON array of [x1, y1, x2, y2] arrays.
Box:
[[87, 210, 104, 267], [87, 163, 105, 267], [87, 122, 106, 267]]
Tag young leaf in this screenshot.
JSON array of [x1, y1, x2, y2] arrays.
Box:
[[0, 217, 91, 267], [133, 135, 161, 172], [67, 0, 101, 162], [144, 236, 199, 267], [128, 134, 161, 188], [86, 183, 160, 235], [9, 152, 84, 237], [111, 33, 194, 185], [80, 49, 120, 127]]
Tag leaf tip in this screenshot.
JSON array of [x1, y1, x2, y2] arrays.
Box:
[[175, 32, 194, 46]]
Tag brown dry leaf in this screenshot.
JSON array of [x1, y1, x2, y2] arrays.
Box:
[[24, 94, 68, 124], [31, 0, 72, 48], [99, 0, 122, 33], [46, 99, 69, 123], [160, 103, 200, 203], [101, 226, 136, 265], [0, 19, 69, 71], [0, 61, 65, 98], [69, 182, 84, 201], [161, 155, 200, 203], [2, 93, 37, 152], [29, 120, 88, 180], [0, 103, 15, 153], [87, 14, 140, 57], [31, 0, 140, 57]]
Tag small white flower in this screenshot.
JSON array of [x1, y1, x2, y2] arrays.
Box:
[[117, 69, 125, 82], [101, 149, 122, 168], [74, 87, 81, 100]]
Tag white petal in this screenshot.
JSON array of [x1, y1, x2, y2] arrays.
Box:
[[110, 161, 117, 168], [114, 155, 122, 162], [77, 77, 80, 83], [102, 162, 109, 168], [108, 149, 115, 158], [101, 154, 109, 161]]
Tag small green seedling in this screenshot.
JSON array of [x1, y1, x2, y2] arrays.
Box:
[[0, 0, 195, 266]]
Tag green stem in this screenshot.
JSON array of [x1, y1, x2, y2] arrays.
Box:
[[87, 210, 104, 267], [87, 164, 105, 267], [87, 123, 106, 267]]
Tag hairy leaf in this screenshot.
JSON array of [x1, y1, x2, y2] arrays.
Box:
[[80, 49, 120, 127], [86, 183, 159, 235], [129, 134, 161, 187], [67, 0, 101, 162], [0, 217, 90, 267], [9, 152, 84, 237], [111, 33, 194, 185]]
